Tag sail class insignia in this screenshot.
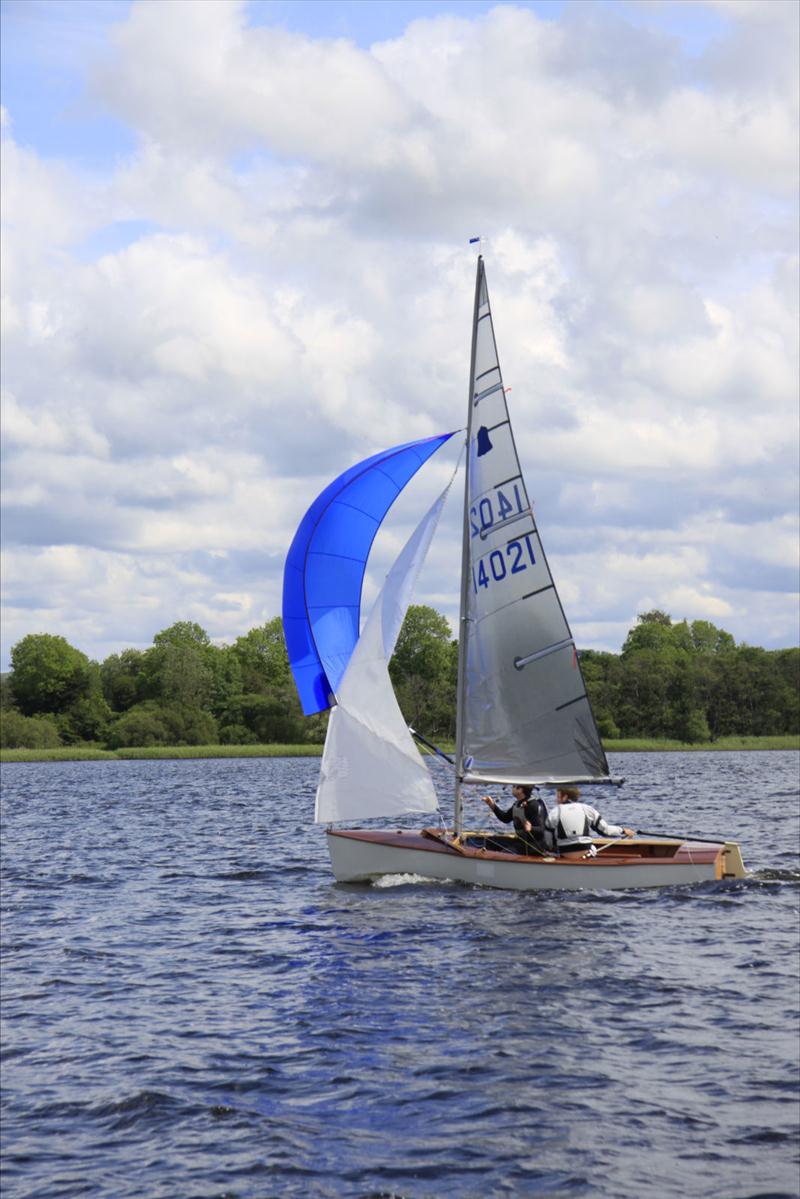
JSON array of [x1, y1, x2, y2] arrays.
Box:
[[476, 426, 493, 456]]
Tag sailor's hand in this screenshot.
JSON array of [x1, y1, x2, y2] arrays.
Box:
[[524, 821, 532, 832], [481, 796, 494, 808], [623, 828, 635, 837]]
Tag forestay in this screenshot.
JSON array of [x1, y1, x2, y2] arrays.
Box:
[[458, 259, 609, 786], [315, 486, 452, 823]]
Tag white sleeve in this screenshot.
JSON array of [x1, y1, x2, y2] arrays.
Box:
[[592, 807, 623, 837]]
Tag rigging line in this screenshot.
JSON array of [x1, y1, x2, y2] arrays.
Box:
[[410, 727, 455, 767], [513, 830, 551, 859], [474, 818, 551, 859]]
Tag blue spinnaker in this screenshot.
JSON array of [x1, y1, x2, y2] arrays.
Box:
[[283, 432, 456, 715]]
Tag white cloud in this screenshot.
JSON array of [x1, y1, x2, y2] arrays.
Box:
[[1, 0, 797, 667]]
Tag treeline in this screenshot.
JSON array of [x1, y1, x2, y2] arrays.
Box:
[[0, 619, 321, 751], [0, 609, 454, 751], [581, 611, 798, 741], [0, 608, 797, 751]]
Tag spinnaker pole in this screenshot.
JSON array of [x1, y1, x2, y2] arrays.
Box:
[[453, 255, 483, 836]]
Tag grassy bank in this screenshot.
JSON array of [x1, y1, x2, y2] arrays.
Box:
[[0, 744, 325, 763], [604, 735, 799, 752], [1, 735, 797, 764]]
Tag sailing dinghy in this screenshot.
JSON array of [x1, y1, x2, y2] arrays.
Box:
[[283, 256, 746, 890]]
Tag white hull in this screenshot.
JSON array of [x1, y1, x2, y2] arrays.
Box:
[[327, 829, 746, 891]]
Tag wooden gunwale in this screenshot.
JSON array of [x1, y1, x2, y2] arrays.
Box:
[[327, 828, 722, 868]]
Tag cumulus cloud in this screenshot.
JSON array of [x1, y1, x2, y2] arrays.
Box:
[[0, 0, 797, 666]]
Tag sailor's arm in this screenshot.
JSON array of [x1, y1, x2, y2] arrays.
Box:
[[594, 811, 635, 837], [481, 796, 513, 823]]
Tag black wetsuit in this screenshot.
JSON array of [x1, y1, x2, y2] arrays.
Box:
[[488, 796, 554, 855]]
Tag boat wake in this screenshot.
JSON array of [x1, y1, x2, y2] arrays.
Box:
[[750, 867, 800, 883], [372, 872, 441, 888]]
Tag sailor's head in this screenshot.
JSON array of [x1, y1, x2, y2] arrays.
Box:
[[511, 784, 533, 801], [556, 787, 580, 804]]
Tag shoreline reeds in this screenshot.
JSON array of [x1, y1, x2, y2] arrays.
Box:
[[1, 735, 797, 763]]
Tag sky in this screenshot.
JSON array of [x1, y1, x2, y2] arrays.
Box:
[[1, 0, 798, 671]]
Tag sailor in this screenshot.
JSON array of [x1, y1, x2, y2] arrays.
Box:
[[545, 787, 634, 850], [482, 784, 555, 854]]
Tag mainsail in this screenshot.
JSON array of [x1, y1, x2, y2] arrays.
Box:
[[456, 258, 609, 788]]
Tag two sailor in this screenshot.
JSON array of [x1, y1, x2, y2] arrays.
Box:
[[483, 784, 634, 854]]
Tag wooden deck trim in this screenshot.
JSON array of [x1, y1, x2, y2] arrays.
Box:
[[326, 828, 722, 868]]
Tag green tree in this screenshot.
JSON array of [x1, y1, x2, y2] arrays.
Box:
[[205, 645, 243, 721], [9, 634, 93, 716], [771, 649, 800, 733], [159, 642, 213, 709], [238, 690, 306, 743], [580, 649, 623, 740], [218, 721, 258, 746], [674, 707, 712, 743], [689, 620, 736, 655], [231, 619, 291, 692], [616, 649, 676, 737], [621, 610, 676, 657], [1, 674, 15, 711], [390, 605, 452, 683], [153, 621, 211, 650], [389, 605, 456, 738], [146, 622, 214, 709], [106, 703, 172, 749], [101, 649, 150, 712], [58, 686, 113, 744], [106, 700, 218, 748], [0, 710, 62, 749]]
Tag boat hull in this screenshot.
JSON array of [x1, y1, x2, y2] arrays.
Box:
[[326, 828, 746, 891]]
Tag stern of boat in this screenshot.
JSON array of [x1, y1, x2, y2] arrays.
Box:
[[719, 841, 746, 879]]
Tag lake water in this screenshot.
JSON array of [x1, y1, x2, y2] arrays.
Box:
[[1, 751, 798, 1199]]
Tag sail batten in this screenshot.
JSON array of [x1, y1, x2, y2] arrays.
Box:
[[515, 637, 575, 668]]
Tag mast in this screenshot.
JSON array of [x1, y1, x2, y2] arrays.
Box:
[[453, 255, 483, 835]]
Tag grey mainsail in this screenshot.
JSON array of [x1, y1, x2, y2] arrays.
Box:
[[455, 257, 610, 792]]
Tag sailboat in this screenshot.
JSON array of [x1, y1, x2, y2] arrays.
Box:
[[282, 256, 746, 890]]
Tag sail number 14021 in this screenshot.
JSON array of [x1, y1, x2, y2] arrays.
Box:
[[472, 534, 536, 593], [469, 483, 525, 538]]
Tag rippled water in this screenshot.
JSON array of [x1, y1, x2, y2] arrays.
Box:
[[1, 751, 798, 1199]]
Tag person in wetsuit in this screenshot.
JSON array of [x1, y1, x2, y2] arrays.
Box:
[[544, 786, 634, 851], [481, 784, 554, 855]]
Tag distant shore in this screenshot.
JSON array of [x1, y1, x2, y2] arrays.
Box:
[[1, 735, 797, 763]]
